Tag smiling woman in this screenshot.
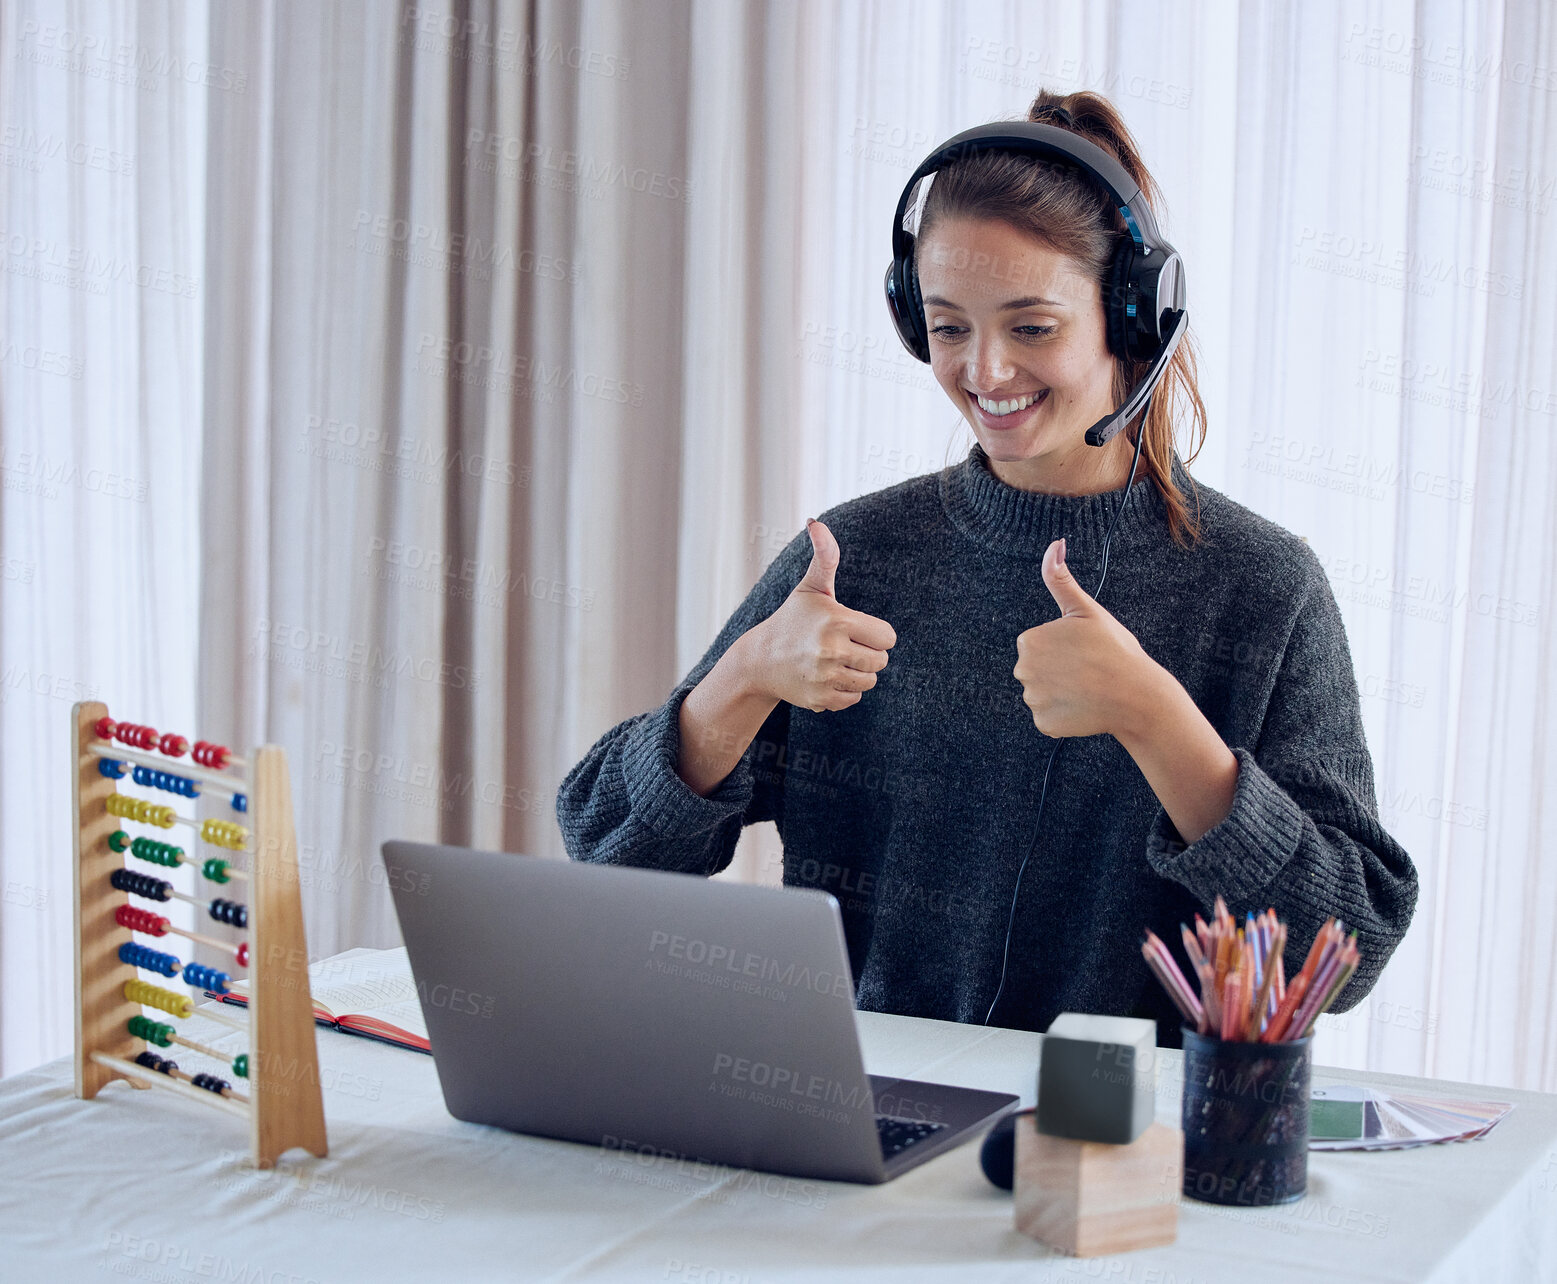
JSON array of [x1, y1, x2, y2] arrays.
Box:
[[910, 96, 1205, 537], [556, 90, 1419, 1044]]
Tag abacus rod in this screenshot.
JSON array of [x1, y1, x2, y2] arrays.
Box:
[[188, 1004, 249, 1035], [167, 1030, 246, 1070], [186, 927, 245, 959], [85, 742, 245, 794], [126, 918, 247, 961], [120, 844, 251, 881], [160, 922, 246, 962], [162, 884, 244, 919], [168, 1065, 248, 1104], [162, 885, 204, 909], [89, 1051, 250, 1120]]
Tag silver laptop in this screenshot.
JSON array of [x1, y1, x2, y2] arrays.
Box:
[[382, 841, 1017, 1183]]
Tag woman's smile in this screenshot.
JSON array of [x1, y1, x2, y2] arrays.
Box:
[[970, 386, 1050, 427]]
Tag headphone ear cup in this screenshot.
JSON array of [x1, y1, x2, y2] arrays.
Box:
[[906, 257, 927, 360], [884, 255, 929, 362], [1103, 239, 1134, 360]]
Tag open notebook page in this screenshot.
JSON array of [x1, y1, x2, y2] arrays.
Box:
[[305, 946, 426, 1038], [221, 945, 428, 1046]]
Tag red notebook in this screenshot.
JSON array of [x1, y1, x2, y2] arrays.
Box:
[[210, 946, 431, 1054]]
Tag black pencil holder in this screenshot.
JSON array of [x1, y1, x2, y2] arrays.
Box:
[[1180, 1027, 1310, 1206]]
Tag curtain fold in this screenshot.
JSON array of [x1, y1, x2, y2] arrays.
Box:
[[0, 0, 209, 1074]]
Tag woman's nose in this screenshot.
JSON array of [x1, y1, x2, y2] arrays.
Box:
[[965, 332, 1017, 389]]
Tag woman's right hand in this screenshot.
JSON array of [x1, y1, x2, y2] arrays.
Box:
[[740, 519, 897, 713]]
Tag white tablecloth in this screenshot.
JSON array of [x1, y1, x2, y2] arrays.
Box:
[[3, 953, 1555, 1283]]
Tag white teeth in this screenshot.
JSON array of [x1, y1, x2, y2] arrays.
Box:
[[976, 390, 1044, 416]]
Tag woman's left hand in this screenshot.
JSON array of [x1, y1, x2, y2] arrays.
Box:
[[1013, 538, 1164, 739]]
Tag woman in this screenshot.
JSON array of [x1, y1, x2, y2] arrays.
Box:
[[556, 91, 1418, 1042]]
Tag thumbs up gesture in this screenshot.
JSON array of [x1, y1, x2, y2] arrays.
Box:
[[1014, 538, 1159, 739], [746, 519, 897, 714]]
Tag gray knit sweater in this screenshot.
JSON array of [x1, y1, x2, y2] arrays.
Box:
[[556, 444, 1418, 1041]]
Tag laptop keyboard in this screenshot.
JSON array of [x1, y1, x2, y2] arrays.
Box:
[[875, 1114, 947, 1159]]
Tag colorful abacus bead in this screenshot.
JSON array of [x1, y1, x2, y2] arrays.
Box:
[[235, 942, 249, 968], [106, 794, 176, 828], [131, 765, 199, 798], [200, 819, 247, 850], [158, 733, 189, 758], [127, 1015, 175, 1047], [135, 1050, 178, 1075], [123, 979, 194, 1018], [231, 793, 248, 813], [97, 758, 130, 779], [184, 962, 230, 995], [209, 898, 247, 928], [192, 741, 232, 770], [232, 1054, 249, 1079], [108, 830, 132, 854], [110, 867, 172, 901], [115, 722, 159, 751], [118, 942, 181, 977], [191, 1073, 230, 1095], [94, 716, 118, 740], [115, 905, 171, 936], [202, 857, 231, 884], [129, 836, 185, 868]]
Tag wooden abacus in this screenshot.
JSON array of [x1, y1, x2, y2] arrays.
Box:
[[72, 700, 328, 1168]]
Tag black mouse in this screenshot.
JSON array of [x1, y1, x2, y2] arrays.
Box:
[[979, 1108, 1033, 1191]]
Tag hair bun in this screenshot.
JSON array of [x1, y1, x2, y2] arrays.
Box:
[[1030, 103, 1075, 129]]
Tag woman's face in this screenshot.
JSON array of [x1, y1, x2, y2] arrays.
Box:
[[915, 216, 1120, 487]]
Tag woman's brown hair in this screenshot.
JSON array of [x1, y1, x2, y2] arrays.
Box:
[[917, 90, 1206, 546]]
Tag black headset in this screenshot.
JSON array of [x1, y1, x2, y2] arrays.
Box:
[[883, 118, 1188, 446]]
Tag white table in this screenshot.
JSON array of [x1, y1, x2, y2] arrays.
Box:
[[3, 958, 1555, 1283]]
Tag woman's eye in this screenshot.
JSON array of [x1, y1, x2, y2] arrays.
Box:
[[928, 323, 1053, 339]]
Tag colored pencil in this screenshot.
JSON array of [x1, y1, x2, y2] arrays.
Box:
[[1287, 949, 1344, 1038], [1181, 923, 1206, 973], [1262, 971, 1311, 1043], [1142, 931, 1203, 1023], [1301, 953, 1358, 1039], [1141, 940, 1201, 1026], [1221, 972, 1242, 1040], [1138, 903, 1362, 1043], [1295, 933, 1360, 1038], [1247, 924, 1285, 1040]]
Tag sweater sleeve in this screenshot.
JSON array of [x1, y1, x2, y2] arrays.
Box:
[[554, 531, 809, 876], [1143, 563, 1419, 1012]]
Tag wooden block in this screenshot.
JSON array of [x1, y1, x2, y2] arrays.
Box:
[[1014, 1117, 1181, 1257]]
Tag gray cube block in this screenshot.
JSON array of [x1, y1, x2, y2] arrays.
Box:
[[1036, 1013, 1157, 1145]]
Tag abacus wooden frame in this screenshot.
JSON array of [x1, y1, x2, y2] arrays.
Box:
[[71, 700, 329, 1168]]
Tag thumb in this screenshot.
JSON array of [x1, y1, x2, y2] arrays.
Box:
[[798, 518, 839, 598], [1042, 537, 1094, 617]]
